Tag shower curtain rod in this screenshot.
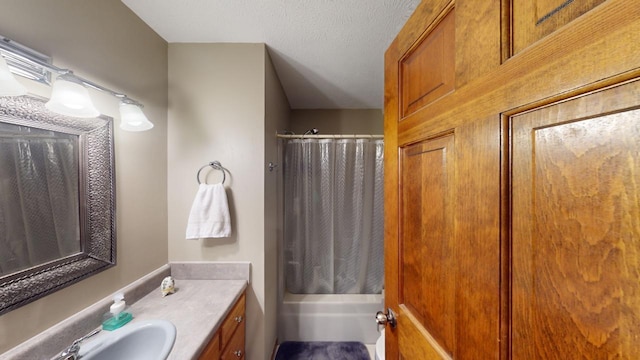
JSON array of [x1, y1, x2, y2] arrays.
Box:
[[276, 134, 383, 139]]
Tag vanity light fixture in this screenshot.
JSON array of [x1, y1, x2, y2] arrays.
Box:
[[45, 72, 100, 118], [119, 97, 154, 131], [0, 54, 27, 96], [0, 36, 153, 131]]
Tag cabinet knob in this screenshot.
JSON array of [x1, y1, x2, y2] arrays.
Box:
[[233, 349, 243, 357], [234, 315, 243, 323]]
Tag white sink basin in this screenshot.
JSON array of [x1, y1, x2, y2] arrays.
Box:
[[78, 319, 176, 360]]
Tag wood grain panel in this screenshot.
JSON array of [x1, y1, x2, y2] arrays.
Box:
[[512, 0, 606, 54], [399, 1, 640, 148], [400, 134, 455, 356], [198, 332, 220, 360], [456, 0, 501, 84], [510, 80, 640, 359], [398, 305, 452, 360], [220, 319, 245, 360], [401, 9, 455, 118], [454, 116, 502, 359], [220, 293, 245, 346]]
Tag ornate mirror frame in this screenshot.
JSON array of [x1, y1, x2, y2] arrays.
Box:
[[0, 95, 116, 315]]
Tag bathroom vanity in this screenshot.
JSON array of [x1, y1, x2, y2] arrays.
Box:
[[126, 279, 247, 360], [0, 262, 250, 360], [198, 292, 246, 359]]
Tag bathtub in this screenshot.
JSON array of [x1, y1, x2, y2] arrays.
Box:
[[279, 292, 383, 344]]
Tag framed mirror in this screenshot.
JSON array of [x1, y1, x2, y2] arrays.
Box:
[[0, 95, 115, 315]]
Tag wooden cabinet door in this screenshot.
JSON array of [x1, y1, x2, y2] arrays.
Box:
[[510, 80, 640, 359]]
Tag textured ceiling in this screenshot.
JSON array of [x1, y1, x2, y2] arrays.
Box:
[[121, 0, 420, 109]]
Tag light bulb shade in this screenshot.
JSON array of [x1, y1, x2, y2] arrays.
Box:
[[45, 73, 100, 118], [0, 55, 27, 96], [119, 100, 153, 132]]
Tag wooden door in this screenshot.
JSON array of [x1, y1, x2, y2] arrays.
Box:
[[384, 2, 503, 359], [384, 0, 640, 359], [510, 80, 640, 358]]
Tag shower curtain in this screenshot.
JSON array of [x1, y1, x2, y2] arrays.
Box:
[[284, 138, 384, 294], [0, 128, 80, 276]]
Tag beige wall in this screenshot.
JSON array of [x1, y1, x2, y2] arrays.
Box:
[[290, 109, 383, 135], [168, 43, 287, 360], [264, 50, 291, 356], [0, 0, 168, 353]]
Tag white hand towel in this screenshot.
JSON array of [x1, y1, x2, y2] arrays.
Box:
[[186, 183, 231, 239]]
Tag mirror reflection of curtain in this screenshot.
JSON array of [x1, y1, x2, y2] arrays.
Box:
[[0, 127, 80, 276], [284, 138, 384, 294]]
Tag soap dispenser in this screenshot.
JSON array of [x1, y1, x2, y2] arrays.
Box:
[[102, 292, 133, 331]]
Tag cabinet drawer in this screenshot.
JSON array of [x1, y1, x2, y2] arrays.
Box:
[[220, 320, 245, 360], [220, 293, 245, 346]]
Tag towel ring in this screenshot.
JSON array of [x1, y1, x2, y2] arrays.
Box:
[[197, 161, 226, 184]]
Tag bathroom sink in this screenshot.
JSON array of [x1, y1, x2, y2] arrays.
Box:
[[78, 319, 176, 360]]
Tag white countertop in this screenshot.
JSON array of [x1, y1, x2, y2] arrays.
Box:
[[82, 279, 247, 360]]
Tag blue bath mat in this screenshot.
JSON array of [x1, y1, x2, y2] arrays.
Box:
[[275, 341, 370, 360]]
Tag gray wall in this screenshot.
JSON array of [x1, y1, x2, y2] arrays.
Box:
[[168, 43, 290, 360], [0, 0, 168, 353], [290, 109, 383, 135], [265, 49, 291, 357]]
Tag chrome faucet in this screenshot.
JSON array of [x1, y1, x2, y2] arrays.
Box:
[[57, 328, 101, 360]]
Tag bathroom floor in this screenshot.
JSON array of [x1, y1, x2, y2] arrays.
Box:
[[274, 341, 371, 360]]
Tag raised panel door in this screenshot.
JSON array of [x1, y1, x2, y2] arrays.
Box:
[[398, 134, 456, 359], [510, 79, 640, 358]]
